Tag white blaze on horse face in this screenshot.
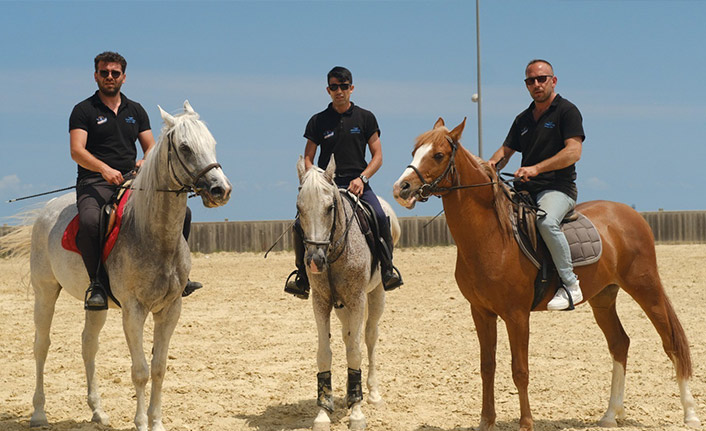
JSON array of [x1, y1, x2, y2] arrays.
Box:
[[396, 143, 432, 185]]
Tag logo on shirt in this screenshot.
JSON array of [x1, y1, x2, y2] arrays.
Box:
[[544, 121, 556, 129], [520, 127, 529, 136], [350, 126, 361, 134], [324, 130, 335, 139], [125, 116, 136, 124], [96, 116, 107, 125]]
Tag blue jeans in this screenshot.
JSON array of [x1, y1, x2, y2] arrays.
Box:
[[535, 189, 577, 286]]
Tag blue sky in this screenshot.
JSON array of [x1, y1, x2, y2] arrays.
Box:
[[2, 0, 705, 224]]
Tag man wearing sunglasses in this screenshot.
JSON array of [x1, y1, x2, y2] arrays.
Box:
[[69, 51, 202, 310], [284, 66, 403, 299], [488, 59, 585, 311]]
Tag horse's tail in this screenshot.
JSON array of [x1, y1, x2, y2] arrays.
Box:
[[0, 209, 39, 259], [665, 295, 692, 380]]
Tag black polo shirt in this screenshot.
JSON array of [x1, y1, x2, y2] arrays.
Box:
[[304, 102, 380, 180], [503, 94, 584, 201], [69, 91, 151, 181]]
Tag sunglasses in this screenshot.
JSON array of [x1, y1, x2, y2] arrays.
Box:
[[98, 69, 123, 79], [524, 75, 552, 85], [328, 83, 351, 91]]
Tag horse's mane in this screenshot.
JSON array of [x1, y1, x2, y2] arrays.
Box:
[[301, 165, 337, 196], [415, 126, 513, 238], [126, 111, 214, 235]]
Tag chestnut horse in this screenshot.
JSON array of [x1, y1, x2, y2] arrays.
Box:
[[392, 118, 700, 431]]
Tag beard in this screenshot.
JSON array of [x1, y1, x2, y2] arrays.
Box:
[[98, 81, 122, 97]]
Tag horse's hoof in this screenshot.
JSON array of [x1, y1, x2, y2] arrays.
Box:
[[29, 412, 48, 428], [598, 416, 618, 428], [91, 410, 110, 426], [313, 421, 331, 431], [349, 417, 366, 430], [685, 414, 701, 429]]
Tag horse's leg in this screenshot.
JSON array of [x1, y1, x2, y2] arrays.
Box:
[[312, 293, 334, 431], [122, 303, 150, 431], [364, 285, 385, 406], [504, 311, 533, 431], [30, 280, 61, 428], [588, 285, 629, 427], [82, 308, 110, 425], [336, 302, 366, 430], [625, 278, 700, 427], [470, 305, 498, 431], [147, 299, 182, 431]]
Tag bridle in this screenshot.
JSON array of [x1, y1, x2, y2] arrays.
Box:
[[406, 134, 499, 202], [300, 187, 356, 265], [165, 130, 222, 196]]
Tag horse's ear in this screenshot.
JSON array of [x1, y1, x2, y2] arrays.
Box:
[[296, 156, 307, 184], [324, 155, 336, 182], [159, 105, 176, 127], [183, 100, 199, 118], [434, 118, 445, 129], [449, 117, 467, 142]]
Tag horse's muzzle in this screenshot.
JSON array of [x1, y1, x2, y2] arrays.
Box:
[[305, 246, 328, 273], [198, 177, 232, 208], [392, 180, 418, 209]]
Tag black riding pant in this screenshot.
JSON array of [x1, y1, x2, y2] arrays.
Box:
[[76, 177, 192, 280]]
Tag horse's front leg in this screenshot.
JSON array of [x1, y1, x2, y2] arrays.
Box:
[[312, 292, 334, 431], [364, 285, 385, 405], [504, 311, 533, 431], [471, 305, 499, 431], [336, 301, 366, 430], [82, 308, 110, 426], [147, 299, 182, 431], [122, 302, 150, 431]]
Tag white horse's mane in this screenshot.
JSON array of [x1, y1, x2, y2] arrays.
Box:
[[126, 109, 216, 235]]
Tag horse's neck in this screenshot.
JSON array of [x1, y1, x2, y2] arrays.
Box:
[[442, 150, 506, 242]]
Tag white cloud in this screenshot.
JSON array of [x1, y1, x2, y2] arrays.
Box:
[[0, 175, 20, 190], [583, 177, 610, 191]]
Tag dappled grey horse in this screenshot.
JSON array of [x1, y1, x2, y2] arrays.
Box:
[[7, 101, 231, 431], [295, 155, 400, 430]]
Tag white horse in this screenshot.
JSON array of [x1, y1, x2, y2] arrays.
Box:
[[7, 101, 231, 431], [295, 156, 399, 431]]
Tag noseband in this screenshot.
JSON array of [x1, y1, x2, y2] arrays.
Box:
[[406, 134, 499, 202], [166, 130, 222, 196], [406, 135, 458, 202]]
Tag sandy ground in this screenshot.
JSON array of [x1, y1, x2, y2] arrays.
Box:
[[1, 244, 705, 431]]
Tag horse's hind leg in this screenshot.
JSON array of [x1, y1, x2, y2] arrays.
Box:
[[364, 285, 385, 405], [627, 278, 700, 427], [82, 308, 110, 425], [313, 293, 333, 431], [30, 279, 61, 428], [588, 285, 629, 427], [147, 300, 182, 431]]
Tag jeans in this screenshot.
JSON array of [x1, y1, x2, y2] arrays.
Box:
[[535, 189, 577, 286]]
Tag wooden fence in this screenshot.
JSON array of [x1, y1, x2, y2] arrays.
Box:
[[3, 210, 706, 254]]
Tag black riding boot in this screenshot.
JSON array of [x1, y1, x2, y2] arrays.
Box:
[[378, 219, 403, 291], [284, 227, 310, 299], [84, 278, 108, 311]]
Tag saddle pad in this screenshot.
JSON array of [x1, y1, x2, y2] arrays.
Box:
[[61, 189, 131, 262], [561, 212, 602, 267]]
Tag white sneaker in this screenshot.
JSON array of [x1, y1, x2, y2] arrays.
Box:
[[546, 280, 583, 311]]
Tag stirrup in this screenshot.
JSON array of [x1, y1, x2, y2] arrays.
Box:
[[182, 279, 203, 297], [84, 282, 108, 311], [383, 266, 403, 291], [284, 270, 309, 300]]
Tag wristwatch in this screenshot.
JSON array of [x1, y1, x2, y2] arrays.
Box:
[[359, 174, 369, 185]]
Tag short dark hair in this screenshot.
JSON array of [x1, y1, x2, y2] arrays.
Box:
[[327, 66, 352, 84], [94, 51, 127, 73], [526, 59, 553, 75]]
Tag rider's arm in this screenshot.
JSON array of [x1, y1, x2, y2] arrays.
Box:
[[70, 128, 123, 185], [303, 140, 317, 170], [136, 130, 156, 168], [488, 145, 515, 171], [515, 137, 582, 181]]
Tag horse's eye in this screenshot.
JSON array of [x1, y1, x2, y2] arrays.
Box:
[[433, 152, 444, 160], [179, 143, 193, 156], [327, 205, 334, 214]]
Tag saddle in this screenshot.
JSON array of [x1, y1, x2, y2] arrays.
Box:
[[340, 191, 381, 275], [507, 189, 602, 309], [62, 181, 133, 307]]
